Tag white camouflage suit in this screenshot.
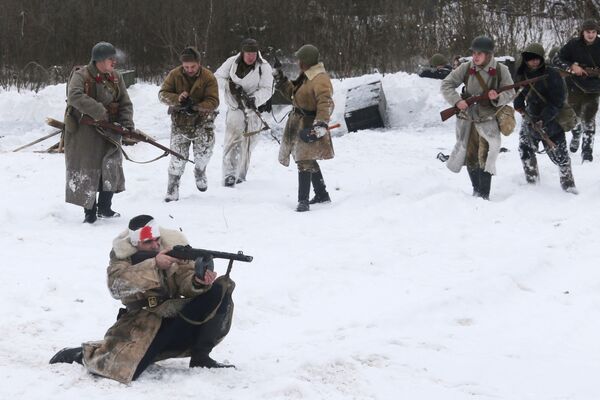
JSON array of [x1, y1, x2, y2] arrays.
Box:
[[214, 53, 273, 184]]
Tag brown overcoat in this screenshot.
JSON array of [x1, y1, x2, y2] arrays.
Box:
[[64, 63, 134, 208], [158, 65, 219, 126], [81, 228, 232, 384], [277, 63, 335, 166]]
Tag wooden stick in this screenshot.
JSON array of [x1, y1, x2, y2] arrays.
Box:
[[12, 129, 62, 152]]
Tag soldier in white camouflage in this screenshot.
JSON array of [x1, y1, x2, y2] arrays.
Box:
[[159, 47, 219, 201]]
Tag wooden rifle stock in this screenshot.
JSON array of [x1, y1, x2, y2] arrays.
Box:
[[440, 74, 549, 122], [79, 116, 194, 163]]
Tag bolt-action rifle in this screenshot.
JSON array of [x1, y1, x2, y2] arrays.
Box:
[[79, 115, 193, 163], [558, 67, 600, 78], [440, 75, 549, 122], [519, 110, 556, 151]]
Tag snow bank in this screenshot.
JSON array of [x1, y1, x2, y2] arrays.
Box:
[[1, 71, 599, 400]]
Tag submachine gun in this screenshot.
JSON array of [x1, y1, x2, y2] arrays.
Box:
[[131, 245, 253, 277]]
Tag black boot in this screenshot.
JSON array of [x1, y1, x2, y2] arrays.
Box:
[[224, 176, 236, 187], [467, 167, 480, 197], [49, 347, 83, 365], [478, 170, 492, 200], [581, 129, 594, 162], [570, 123, 582, 153], [189, 353, 235, 369], [522, 155, 539, 184], [97, 191, 120, 218], [296, 171, 311, 212], [309, 170, 331, 204], [83, 203, 97, 224]]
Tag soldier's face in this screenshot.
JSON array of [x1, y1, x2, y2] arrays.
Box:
[[182, 61, 200, 76], [96, 57, 116, 74], [472, 51, 488, 66], [243, 52, 258, 65], [136, 238, 160, 251], [526, 58, 541, 70], [583, 29, 598, 44]]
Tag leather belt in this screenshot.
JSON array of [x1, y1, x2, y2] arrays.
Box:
[[126, 296, 167, 311], [293, 107, 316, 117]]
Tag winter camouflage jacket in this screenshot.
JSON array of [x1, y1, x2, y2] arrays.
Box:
[[277, 62, 335, 166], [158, 66, 219, 126], [214, 53, 273, 111], [64, 63, 134, 208], [81, 228, 218, 384], [554, 36, 600, 93]]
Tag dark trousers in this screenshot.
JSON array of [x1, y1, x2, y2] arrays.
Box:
[[132, 278, 234, 380]]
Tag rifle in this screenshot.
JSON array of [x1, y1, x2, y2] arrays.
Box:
[[230, 81, 272, 136], [440, 75, 549, 122], [558, 67, 600, 78], [520, 110, 556, 150], [79, 115, 194, 164], [130, 245, 253, 276]]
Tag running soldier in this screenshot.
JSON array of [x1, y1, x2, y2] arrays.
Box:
[[159, 47, 219, 201], [215, 38, 273, 186], [554, 19, 600, 162], [514, 43, 577, 193]]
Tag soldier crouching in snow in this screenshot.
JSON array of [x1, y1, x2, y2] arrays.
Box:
[[441, 36, 515, 200], [514, 43, 577, 193], [274, 44, 335, 212], [159, 47, 219, 202], [49, 215, 235, 383], [64, 42, 134, 223]]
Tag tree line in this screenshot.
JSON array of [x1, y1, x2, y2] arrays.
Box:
[[1, 0, 599, 91]]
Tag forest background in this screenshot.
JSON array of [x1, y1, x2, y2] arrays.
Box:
[[2, 0, 600, 90]]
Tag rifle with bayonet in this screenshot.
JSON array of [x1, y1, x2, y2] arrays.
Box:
[[519, 110, 556, 151], [79, 115, 194, 163], [440, 74, 549, 122], [130, 245, 253, 276]]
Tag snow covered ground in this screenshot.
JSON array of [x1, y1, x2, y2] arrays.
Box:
[[1, 71, 599, 400]]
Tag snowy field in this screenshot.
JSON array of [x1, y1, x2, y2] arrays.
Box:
[[1, 71, 599, 400]]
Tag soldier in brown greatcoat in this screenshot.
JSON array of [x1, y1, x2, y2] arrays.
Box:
[[49, 215, 235, 383], [274, 44, 335, 212]]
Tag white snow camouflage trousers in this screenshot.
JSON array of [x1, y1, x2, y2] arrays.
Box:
[[168, 122, 215, 181], [222, 108, 261, 183]]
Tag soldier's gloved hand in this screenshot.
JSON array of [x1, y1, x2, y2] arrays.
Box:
[[312, 121, 328, 138], [245, 96, 256, 110], [194, 256, 215, 282], [272, 69, 286, 84]]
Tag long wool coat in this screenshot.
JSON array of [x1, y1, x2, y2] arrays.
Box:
[[81, 228, 234, 384], [277, 63, 335, 166], [441, 58, 514, 174], [64, 63, 134, 208]]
